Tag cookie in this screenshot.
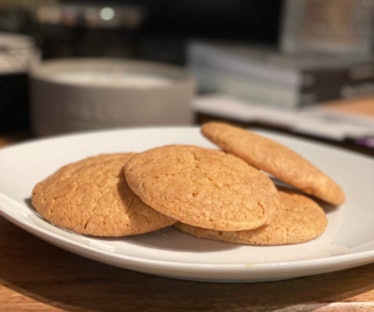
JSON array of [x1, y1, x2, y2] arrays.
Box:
[[124, 144, 279, 231], [32, 153, 176, 237], [175, 188, 328, 245], [201, 122, 345, 206]]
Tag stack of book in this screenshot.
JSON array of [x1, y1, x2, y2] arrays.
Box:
[[187, 41, 374, 108]]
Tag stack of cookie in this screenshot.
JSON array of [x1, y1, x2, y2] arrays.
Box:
[[32, 122, 345, 246]]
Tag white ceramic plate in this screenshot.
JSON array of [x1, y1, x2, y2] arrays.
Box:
[[0, 127, 373, 282]]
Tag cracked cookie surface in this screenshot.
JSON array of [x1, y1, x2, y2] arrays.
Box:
[[124, 145, 279, 231], [201, 122, 345, 206], [31, 153, 175, 237], [175, 188, 328, 245]]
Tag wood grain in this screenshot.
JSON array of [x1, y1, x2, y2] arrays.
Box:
[[0, 216, 373, 311], [323, 96, 374, 116]]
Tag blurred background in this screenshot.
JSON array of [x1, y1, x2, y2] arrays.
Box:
[[0, 0, 373, 149], [0, 0, 282, 63]]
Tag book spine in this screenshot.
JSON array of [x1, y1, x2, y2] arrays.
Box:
[[190, 64, 300, 108], [188, 43, 374, 107], [188, 43, 299, 86], [299, 63, 374, 105], [191, 62, 374, 107]]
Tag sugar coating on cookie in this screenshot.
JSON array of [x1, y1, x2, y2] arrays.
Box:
[[124, 145, 279, 231], [201, 122, 345, 206], [32, 153, 176, 237], [175, 188, 328, 245]]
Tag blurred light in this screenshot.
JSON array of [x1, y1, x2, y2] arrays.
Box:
[[100, 7, 114, 21]]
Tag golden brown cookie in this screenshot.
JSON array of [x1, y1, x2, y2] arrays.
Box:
[[175, 188, 328, 245], [201, 122, 345, 206], [32, 153, 176, 237], [124, 144, 279, 231]]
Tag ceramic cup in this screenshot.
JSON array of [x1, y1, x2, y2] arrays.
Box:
[[30, 58, 196, 136]]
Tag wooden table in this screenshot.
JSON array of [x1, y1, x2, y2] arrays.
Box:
[[0, 215, 373, 311], [1, 99, 374, 311]]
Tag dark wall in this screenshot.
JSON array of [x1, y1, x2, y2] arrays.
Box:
[[38, 1, 283, 64]]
